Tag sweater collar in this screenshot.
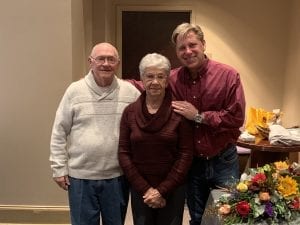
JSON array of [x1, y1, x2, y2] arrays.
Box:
[[84, 71, 119, 99], [135, 88, 173, 132]]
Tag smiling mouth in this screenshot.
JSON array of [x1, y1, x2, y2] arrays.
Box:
[[185, 57, 195, 62]]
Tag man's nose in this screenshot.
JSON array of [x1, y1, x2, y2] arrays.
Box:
[[185, 47, 192, 54], [102, 58, 109, 65]]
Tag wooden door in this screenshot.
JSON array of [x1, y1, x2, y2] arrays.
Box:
[[122, 11, 190, 80]]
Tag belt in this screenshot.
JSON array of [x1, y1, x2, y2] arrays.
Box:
[[196, 144, 233, 161]]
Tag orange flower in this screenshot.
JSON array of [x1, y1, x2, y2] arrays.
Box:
[[218, 204, 231, 215], [259, 192, 271, 201]]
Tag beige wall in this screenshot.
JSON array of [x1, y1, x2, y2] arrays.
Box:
[[282, 0, 300, 161], [0, 0, 299, 208], [283, 0, 300, 127], [0, 0, 82, 206], [195, 0, 290, 111]]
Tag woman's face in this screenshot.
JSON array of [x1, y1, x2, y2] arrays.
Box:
[[141, 67, 168, 98]]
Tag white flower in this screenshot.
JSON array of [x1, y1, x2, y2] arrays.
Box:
[[240, 172, 249, 182]]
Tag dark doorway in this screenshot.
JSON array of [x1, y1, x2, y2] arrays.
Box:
[[122, 11, 190, 80]]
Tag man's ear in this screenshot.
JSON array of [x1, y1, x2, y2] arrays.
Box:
[[88, 58, 93, 68], [202, 39, 206, 51]]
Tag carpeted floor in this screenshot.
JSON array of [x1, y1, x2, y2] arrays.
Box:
[[124, 206, 190, 225], [0, 205, 190, 225]]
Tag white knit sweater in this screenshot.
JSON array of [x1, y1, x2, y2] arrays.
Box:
[[50, 71, 140, 180]]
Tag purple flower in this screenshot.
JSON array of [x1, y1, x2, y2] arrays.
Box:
[[264, 202, 274, 217]]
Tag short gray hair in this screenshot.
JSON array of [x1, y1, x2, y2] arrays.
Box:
[[171, 23, 204, 45], [139, 53, 171, 79]]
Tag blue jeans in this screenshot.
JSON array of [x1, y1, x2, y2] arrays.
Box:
[[68, 176, 129, 225], [187, 144, 239, 225]]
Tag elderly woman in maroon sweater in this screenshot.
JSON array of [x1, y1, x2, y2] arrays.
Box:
[[118, 53, 193, 225]]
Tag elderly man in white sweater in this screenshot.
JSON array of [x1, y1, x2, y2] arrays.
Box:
[[50, 42, 140, 225]]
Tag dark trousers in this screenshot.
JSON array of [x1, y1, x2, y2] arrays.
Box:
[[187, 144, 239, 225], [131, 185, 186, 225]]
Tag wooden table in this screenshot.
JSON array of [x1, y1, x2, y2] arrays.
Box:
[[237, 139, 300, 167]]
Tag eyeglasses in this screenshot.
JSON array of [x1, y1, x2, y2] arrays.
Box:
[[144, 73, 167, 82], [90, 56, 119, 65]]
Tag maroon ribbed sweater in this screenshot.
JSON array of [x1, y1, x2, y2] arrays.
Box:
[[118, 89, 193, 197]]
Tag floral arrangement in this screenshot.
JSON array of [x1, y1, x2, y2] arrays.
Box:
[[216, 161, 300, 225]]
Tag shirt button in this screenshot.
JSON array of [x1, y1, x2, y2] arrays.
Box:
[[198, 140, 201, 144], [193, 96, 196, 99], [193, 81, 196, 84]]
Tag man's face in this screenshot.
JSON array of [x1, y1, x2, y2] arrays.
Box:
[[175, 31, 206, 72], [89, 44, 120, 84]]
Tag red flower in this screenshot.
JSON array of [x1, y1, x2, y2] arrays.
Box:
[[251, 173, 266, 184], [236, 201, 251, 217], [291, 197, 300, 210]]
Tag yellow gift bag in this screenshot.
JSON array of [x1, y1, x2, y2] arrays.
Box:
[[245, 107, 276, 139]]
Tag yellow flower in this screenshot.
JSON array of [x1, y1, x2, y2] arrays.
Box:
[[236, 182, 248, 192], [277, 175, 298, 198], [274, 161, 289, 171]]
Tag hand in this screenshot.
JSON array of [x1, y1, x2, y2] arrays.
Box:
[[143, 187, 161, 202], [54, 176, 70, 191], [172, 101, 198, 120], [143, 188, 166, 208], [143, 187, 157, 200], [147, 197, 166, 208]]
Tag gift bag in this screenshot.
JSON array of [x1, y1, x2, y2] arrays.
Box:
[[245, 107, 277, 139]]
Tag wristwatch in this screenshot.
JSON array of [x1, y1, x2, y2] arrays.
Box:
[[194, 112, 203, 123]]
